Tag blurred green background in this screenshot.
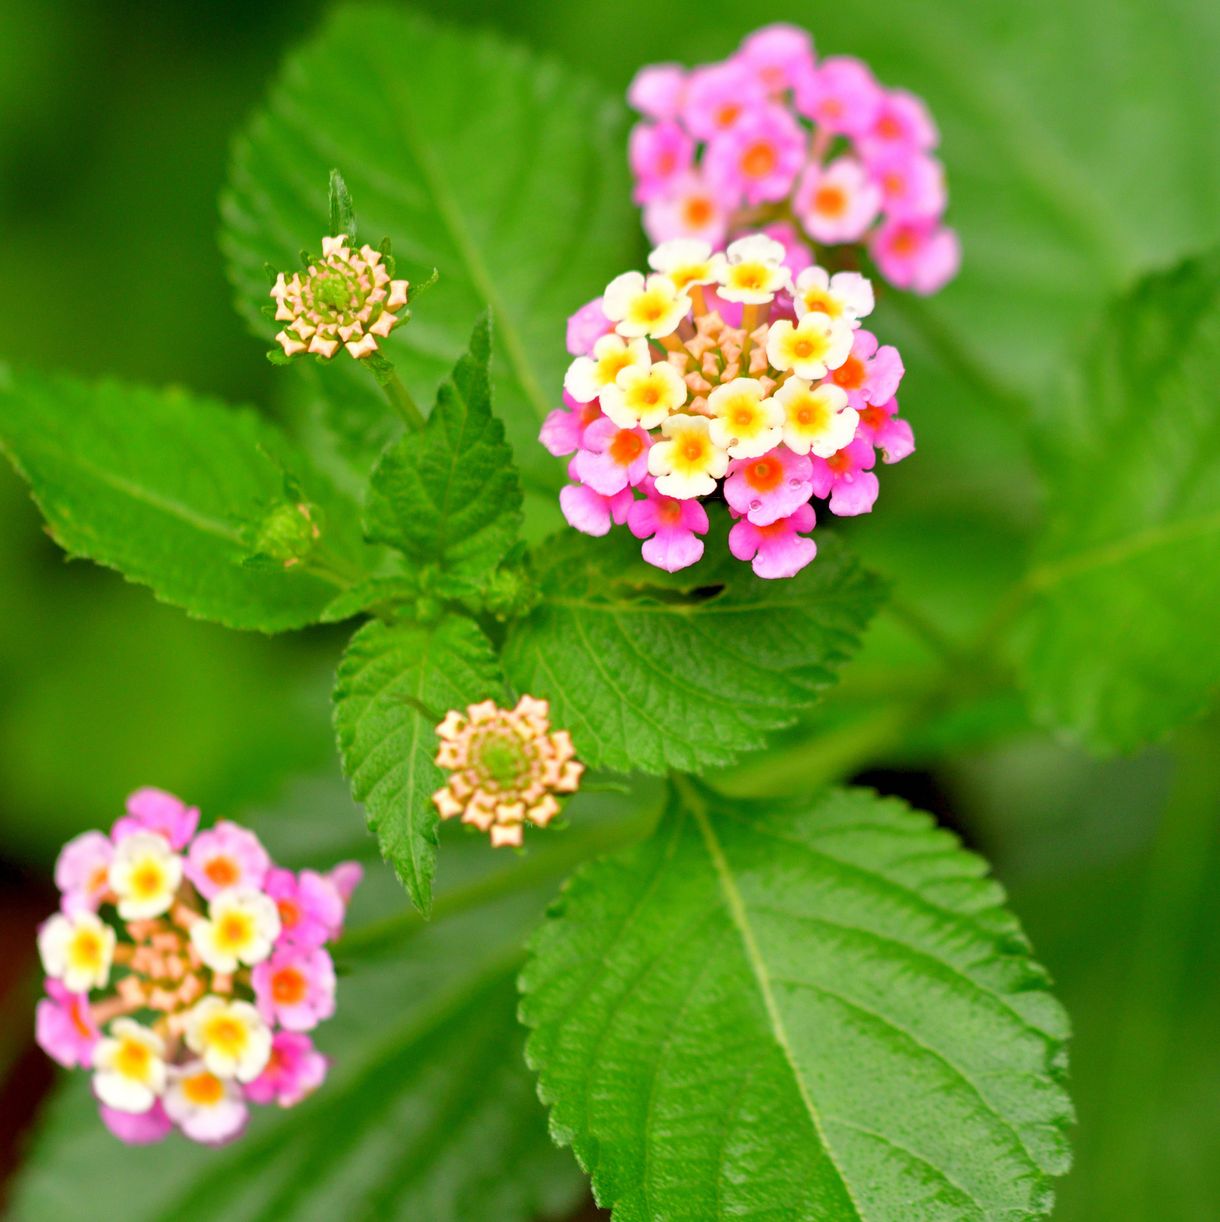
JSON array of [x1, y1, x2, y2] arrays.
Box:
[[0, 1, 1215, 1218]]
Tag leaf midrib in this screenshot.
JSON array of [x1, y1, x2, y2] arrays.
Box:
[[682, 782, 866, 1222], [377, 38, 551, 422]]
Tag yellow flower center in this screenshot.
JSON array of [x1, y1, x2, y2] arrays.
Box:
[[68, 927, 105, 971], [204, 1013, 249, 1058], [215, 911, 255, 954], [130, 859, 168, 901], [115, 1038, 153, 1081]]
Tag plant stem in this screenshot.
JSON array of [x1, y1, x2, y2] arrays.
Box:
[[336, 800, 661, 961], [380, 368, 426, 430]]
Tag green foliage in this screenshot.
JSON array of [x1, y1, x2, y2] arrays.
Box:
[[365, 314, 523, 580], [333, 616, 505, 916], [8, 779, 593, 1222], [1014, 250, 1220, 750], [0, 368, 371, 632], [503, 529, 886, 773], [522, 782, 1072, 1221], [221, 4, 638, 496]]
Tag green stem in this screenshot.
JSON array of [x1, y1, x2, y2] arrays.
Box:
[[336, 799, 661, 961], [379, 368, 426, 430]]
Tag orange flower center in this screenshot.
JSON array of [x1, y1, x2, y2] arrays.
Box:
[[182, 1071, 225, 1106], [744, 456, 784, 492], [276, 898, 301, 930], [827, 449, 853, 474], [271, 966, 309, 1006], [609, 430, 645, 464], [860, 405, 888, 429], [741, 142, 777, 178], [681, 438, 706, 462], [204, 856, 240, 888], [889, 227, 919, 256], [832, 356, 867, 390], [70, 999, 93, 1040], [715, 103, 741, 128], [813, 185, 847, 217], [684, 197, 713, 226], [792, 337, 816, 359], [656, 499, 684, 525]]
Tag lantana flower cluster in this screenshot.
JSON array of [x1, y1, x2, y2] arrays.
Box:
[[544, 234, 911, 578], [628, 23, 958, 295], [432, 696, 584, 847], [271, 234, 410, 359], [35, 789, 361, 1146]]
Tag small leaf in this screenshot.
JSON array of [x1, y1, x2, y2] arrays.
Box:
[[502, 528, 886, 774], [1014, 249, 1220, 750], [522, 782, 1073, 1221], [328, 167, 356, 239], [333, 616, 505, 914], [365, 314, 523, 580], [0, 368, 371, 632]]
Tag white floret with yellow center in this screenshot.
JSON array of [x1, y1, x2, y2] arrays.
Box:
[[647, 415, 729, 498], [92, 1018, 166, 1113], [648, 238, 727, 292], [108, 831, 183, 921], [37, 909, 116, 993], [766, 312, 854, 381], [185, 996, 272, 1082], [190, 887, 281, 974], [717, 234, 792, 304], [563, 335, 652, 404], [603, 271, 692, 338], [600, 360, 688, 430], [707, 378, 784, 458], [792, 267, 875, 326], [774, 379, 860, 457]]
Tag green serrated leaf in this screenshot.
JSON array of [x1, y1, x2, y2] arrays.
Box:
[[365, 314, 523, 580], [8, 777, 597, 1222], [522, 782, 1073, 1221], [220, 5, 636, 498], [1013, 249, 1220, 751], [319, 575, 420, 624], [0, 368, 371, 632], [333, 616, 505, 915], [502, 528, 886, 774]]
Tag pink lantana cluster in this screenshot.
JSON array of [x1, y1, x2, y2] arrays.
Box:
[[35, 788, 361, 1147], [543, 234, 912, 579], [629, 24, 958, 295]]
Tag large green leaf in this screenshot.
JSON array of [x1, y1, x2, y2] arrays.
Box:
[[10, 776, 659, 1222], [221, 4, 637, 496], [1013, 250, 1220, 750], [0, 368, 371, 632], [522, 782, 1072, 1221], [503, 529, 886, 774], [366, 314, 522, 579], [333, 616, 504, 916]]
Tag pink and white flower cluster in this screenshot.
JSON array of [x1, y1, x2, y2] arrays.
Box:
[[629, 24, 959, 295], [35, 788, 361, 1147], [544, 235, 912, 578]]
